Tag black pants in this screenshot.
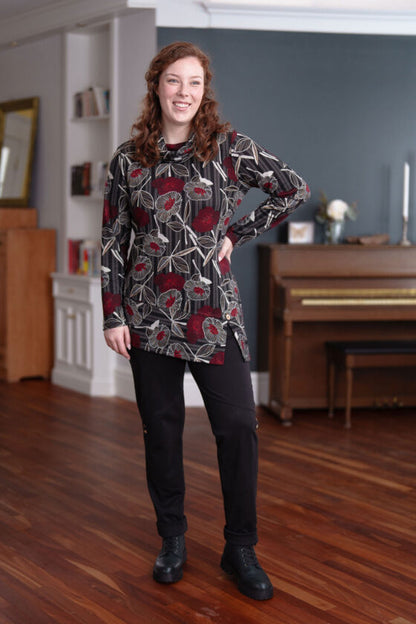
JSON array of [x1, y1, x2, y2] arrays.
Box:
[[129, 327, 258, 546]]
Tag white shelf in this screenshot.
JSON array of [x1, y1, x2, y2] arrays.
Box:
[[70, 194, 103, 201], [71, 114, 110, 122]]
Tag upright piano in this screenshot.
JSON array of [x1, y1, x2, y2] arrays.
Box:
[[257, 244, 416, 423]]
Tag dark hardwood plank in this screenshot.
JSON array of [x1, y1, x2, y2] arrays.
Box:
[[0, 380, 415, 623]]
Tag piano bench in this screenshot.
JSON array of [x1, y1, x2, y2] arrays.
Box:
[[325, 340, 416, 429]]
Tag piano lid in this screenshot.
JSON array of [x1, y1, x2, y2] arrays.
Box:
[[262, 244, 416, 279]]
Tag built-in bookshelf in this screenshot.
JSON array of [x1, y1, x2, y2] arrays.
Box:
[[62, 24, 111, 269], [52, 8, 156, 396]]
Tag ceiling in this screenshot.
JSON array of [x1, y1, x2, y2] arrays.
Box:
[[1, 0, 416, 44], [0, 0, 57, 21], [3, 0, 416, 23]]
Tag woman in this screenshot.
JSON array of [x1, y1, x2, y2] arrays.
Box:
[[101, 41, 309, 601]]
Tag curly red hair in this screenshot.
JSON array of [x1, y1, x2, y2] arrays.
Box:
[[131, 41, 230, 167]]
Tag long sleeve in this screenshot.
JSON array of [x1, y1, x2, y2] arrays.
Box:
[[225, 132, 310, 248], [101, 144, 133, 329]]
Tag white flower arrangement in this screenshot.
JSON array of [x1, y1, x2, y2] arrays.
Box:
[[316, 192, 358, 224]]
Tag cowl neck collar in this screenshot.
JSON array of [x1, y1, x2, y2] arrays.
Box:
[[158, 134, 195, 164]]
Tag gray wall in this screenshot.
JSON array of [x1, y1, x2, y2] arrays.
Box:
[[0, 34, 63, 232], [159, 27, 416, 368]]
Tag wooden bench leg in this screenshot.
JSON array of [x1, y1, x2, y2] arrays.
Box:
[[328, 360, 335, 418], [345, 366, 353, 429]]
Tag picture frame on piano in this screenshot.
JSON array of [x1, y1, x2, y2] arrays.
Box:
[[288, 221, 315, 244]]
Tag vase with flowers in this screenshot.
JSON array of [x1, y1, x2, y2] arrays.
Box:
[[315, 192, 358, 244]]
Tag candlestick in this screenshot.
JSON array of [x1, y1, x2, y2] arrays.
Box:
[[400, 215, 411, 246], [403, 162, 409, 220]]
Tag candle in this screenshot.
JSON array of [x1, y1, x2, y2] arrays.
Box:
[[403, 162, 410, 220]]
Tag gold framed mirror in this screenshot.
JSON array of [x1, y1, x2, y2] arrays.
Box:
[[0, 97, 39, 207]]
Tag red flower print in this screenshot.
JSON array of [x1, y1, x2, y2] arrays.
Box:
[[143, 233, 166, 257], [131, 333, 141, 348], [152, 177, 185, 194], [225, 226, 239, 246], [134, 206, 150, 228], [131, 167, 143, 179], [207, 323, 218, 336], [102, 200, 118, 225], [187, 313, 204, 344], [219, 257, 230, 275], [155, 272, 185, 293], [184, 178, 213, 201], [167, 343, 187, 359], [186, 306, 222, 344], [102, 292, 122, 315], [192, 206, 220, 233], [155, 191, 182, 222], [223, 156, 237, 182], [210, 351, 225, 365], [277, 187, 297, 198], [184, 277, 210, 301], [202, 317, 226, 344], [158, 289, 182, 316], [257, 172, 278, 193], [127, 163, 149, 187], [148, 324, 170, 348], [124, 298, 143, 325], [132, 256, 152, 281], [199, 305, 221, 319], [164, 197, 175, 211]]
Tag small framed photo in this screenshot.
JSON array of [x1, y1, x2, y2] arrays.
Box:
[[288, 221, 315, 244]]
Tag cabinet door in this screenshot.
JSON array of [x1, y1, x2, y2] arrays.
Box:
[[54, 299, 92, 372]]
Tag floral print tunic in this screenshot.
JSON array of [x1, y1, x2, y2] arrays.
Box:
[[101, 130, 309, 364]]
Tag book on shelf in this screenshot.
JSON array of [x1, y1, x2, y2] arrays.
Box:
[[71, 162, 91, 196], [71, 161, 108, 197], [73, 86, 110, 119], [90, 161, 108, 197], [68, 238, 101, 277]]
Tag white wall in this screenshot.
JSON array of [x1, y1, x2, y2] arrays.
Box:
[[0, 34, 63, 231], [112, 9, 156, 149]]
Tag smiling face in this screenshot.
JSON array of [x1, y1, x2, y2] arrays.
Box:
[[157, 56, 205, 143]]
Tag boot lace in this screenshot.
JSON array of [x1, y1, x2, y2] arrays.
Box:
[[240, 545, 260, 567], [162, 536, 183, 554]]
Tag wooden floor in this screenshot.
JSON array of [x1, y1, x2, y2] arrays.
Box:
[[0, 380, 415, 624]]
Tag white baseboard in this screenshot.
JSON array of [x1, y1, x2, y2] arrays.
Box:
[[51, 367, 115, 397], [114, 360, 269, 407]]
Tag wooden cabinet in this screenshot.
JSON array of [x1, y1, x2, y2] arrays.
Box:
[[258, 244, 416, 423], [0, 210, 55, 382]]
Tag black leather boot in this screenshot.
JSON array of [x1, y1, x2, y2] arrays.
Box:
[[221, 543, 273, 600], [153, 535, 187, 584]]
